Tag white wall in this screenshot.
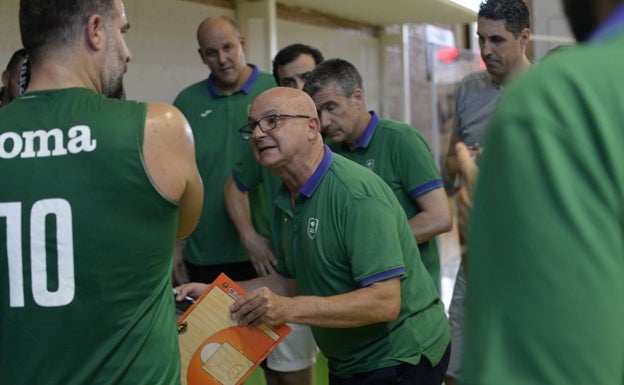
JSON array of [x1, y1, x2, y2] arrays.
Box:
[[276, 20, 381, 112], [122, 0, 232, 102], [532, 0, 574, 60], [0, 0, 22, 65], [1, 0, 381, 107]]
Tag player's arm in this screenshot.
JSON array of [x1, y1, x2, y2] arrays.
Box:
[[224, 176, 277, 275], [455, 141, 479, 265], [172, 239, 188, 285], [143, 102, 203, 239], [174, 272, 296, 302], [231, 276, 401, 328], [445, 132, 461, 182], [409, 187, 452, 243]]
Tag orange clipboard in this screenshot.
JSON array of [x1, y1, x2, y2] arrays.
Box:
[[176, 273, 291, 385]]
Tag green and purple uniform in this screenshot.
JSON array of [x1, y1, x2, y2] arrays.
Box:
[[1, 88, 180, 385], [232, 145, 281, 241], [274, 146, 449, 378], [173, 64, 276, 266], [329, 112, 444, 285], [463, 11, 624, 385]]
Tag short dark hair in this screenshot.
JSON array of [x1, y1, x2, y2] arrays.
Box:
[[272, 43, 324, 84], [19, 0, 115, 59], [478, 0, 530, 37], [302, 58, 363, 98], [5, 48, 27, 72]]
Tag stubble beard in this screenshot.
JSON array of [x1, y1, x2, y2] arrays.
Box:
[[101, 37, 126, 99]]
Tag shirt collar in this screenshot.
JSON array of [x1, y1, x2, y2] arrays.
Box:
[[207, 64, 259, 98], [589, 3, 624, 42], [354, 111, 380, 149], [300, 145, 334, 198]]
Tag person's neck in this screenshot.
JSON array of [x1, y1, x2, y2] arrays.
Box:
[[26, 54, 99, 93], [0, 88, 9, 105], [495, 55, 532, 86], [274, 143, 325, 199], [346, 111, 372, 151]]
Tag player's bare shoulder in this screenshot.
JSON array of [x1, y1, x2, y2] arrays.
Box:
[[143, 102, 197, 202]]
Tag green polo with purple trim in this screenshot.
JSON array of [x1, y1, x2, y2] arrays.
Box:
[[329, 112, 444, 285], [273, 146, 449, 378], [173, 64, 276, 266]]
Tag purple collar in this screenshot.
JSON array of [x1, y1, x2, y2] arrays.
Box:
[[589, 3, 624, 42], [207, 64, 260, 98], [354, 111, 380, 149], [300, 145, 333, 198]]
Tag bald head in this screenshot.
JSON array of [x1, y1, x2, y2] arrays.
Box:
[[251, 87, 318, 119], [196, 15, 248, 92], [197, 15, 239, 43], [248, 87, 323, 186]]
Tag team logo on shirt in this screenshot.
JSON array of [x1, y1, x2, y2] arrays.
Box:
[[0, 125, 97, 159], [307, 218, 319, 240], [364, 159, 375, 170]]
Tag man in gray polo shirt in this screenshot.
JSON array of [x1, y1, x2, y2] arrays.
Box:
[[443, 0, 532, 383]]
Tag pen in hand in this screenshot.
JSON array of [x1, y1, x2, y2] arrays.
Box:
[[172, 289, 196, 303]]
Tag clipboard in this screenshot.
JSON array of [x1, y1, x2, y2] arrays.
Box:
[[177, 273, 291, 385]]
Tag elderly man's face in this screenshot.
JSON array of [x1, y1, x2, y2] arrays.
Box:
[[248, 89, 316, 169]]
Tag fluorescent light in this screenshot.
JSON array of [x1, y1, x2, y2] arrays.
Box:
[[450, 0, 481, 13]]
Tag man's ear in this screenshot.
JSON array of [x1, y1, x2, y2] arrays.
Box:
[[86, 14, 106, 51], [351, 88, 365, 110], [519, 27, 531, 49], [308, 116, 321, 138], [239, 36, 247, 53], [197, 48, 208, 65], [2, 70, 9, 87]]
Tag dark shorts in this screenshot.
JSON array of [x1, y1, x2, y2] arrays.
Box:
[[185, 260, 258, 283], [328, 343, 451, 385]]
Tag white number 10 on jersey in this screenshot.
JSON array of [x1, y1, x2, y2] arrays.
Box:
[[1, 199, 75, 308]]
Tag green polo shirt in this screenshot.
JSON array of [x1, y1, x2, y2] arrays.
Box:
[[173, 64, 276, 266], [329, 112, 444, 285], [273, 147, 449, 378], [463, 25, 624, 385]]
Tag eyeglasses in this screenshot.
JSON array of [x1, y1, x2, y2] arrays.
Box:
[[238, 113, 310, 140]]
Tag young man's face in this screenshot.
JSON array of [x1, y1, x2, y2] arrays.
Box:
[[276, 53, 317, 90], [477, 18, 529, 81]]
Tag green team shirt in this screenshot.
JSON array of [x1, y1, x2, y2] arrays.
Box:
[[173, 65, 276, 266], [463, 26, 624, 385], [329, 112, 444, 285], [273, 147, 449, 378], [232, 144, 281, 240], [0, 88, 180, 385]]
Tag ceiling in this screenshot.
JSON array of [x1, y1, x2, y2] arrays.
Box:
[[278, 0, 478, 26]]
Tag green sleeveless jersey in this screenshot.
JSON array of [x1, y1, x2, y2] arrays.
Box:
[[0, 88, 181, 385]]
